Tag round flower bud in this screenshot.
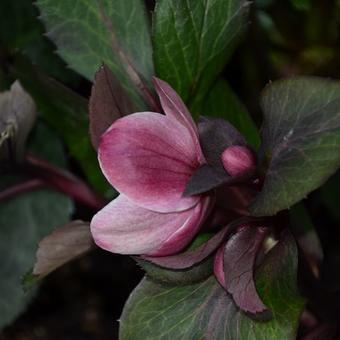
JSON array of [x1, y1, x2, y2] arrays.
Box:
[[221, 145, 256, 177]]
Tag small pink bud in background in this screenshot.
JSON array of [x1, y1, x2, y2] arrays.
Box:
[[221, 145, 256, 177]]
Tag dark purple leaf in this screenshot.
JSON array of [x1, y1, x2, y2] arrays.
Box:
[[215, 184, 257, 216], [183, 164, 232, 196], [184, 117, 252, 196], [198, 116, 246, 168], [89, 64, 136, 149], [250, 77, 340, 216], [142, 217, 251, 269], [223, 225, 269, 313]]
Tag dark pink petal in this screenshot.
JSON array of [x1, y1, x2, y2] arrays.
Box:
[[90, 195, 210, 256], [153, 77, 205, 164], [98, 112, 200, 212], [221, 145, 256, 177], [214, 244, 226, 287], [224, 226, 268, 314]]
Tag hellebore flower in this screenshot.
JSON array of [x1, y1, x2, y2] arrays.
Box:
[[90, 78, 212, 256]]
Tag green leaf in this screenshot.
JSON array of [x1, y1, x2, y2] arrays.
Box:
[[251, 77, 340, 216], [120, 231, 304, 340], [290, 0, 311, 11], [12, 55, 109, 193], [0, 0, 81, 86], [37, 0, 154, 105], [201, 79, 260, 149], [0, 123, 72, 329], [153, 0, 250, 110], [136, 257, 213, 286], [137, 234, 214, 286]]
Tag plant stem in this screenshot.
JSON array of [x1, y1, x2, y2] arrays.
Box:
[[0, 178, 46, 202], [23, 153, 108, 210]]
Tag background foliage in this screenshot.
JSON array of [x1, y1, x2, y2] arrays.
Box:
[[0, 0, 340, 339]]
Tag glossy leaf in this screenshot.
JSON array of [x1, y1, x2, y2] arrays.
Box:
[[201, 79, 260, 149], [0, 124, 72, 329], [37, 0, 153, 105], [251, 77, 340, 216], [120, 231, 304, 339], [153, 0, 250, 108]]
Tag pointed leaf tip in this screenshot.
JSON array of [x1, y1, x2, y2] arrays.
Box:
[[33, 220, 94, 280], [223, 226, 268, 314], [89, 64, 136, 149]]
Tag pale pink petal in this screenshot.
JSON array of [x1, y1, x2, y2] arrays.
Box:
[[214, 244, 226, 287], [98, 112, 200, 212], [153, 77, 205, 164], [90, 195, 210, 256]]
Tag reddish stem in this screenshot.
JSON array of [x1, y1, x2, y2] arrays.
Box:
[[0, 178, 46, 202], [24, 153, 108, 210]]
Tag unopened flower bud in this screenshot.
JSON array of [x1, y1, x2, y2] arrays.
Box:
[[221, 145, 256, 177]]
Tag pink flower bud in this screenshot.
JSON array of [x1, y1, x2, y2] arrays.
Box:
[[221, 145, 256, 177]]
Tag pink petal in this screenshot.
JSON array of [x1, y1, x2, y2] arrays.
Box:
[[221, 145, 256, 177], [153, 77, 205, 164], [90, 195, 211, 256], [99, 112, 200, 212]]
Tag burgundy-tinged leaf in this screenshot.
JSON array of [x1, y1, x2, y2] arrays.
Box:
[[142, 217, 252, 269], [33, 220, 94, 279], [223, 225, 269, 314], [215, 184, 257, 216], [198, 116, 246, 168], [183, 164, 232, 196], [89, 64, 136, 149], [25, 153, 107, 210]]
